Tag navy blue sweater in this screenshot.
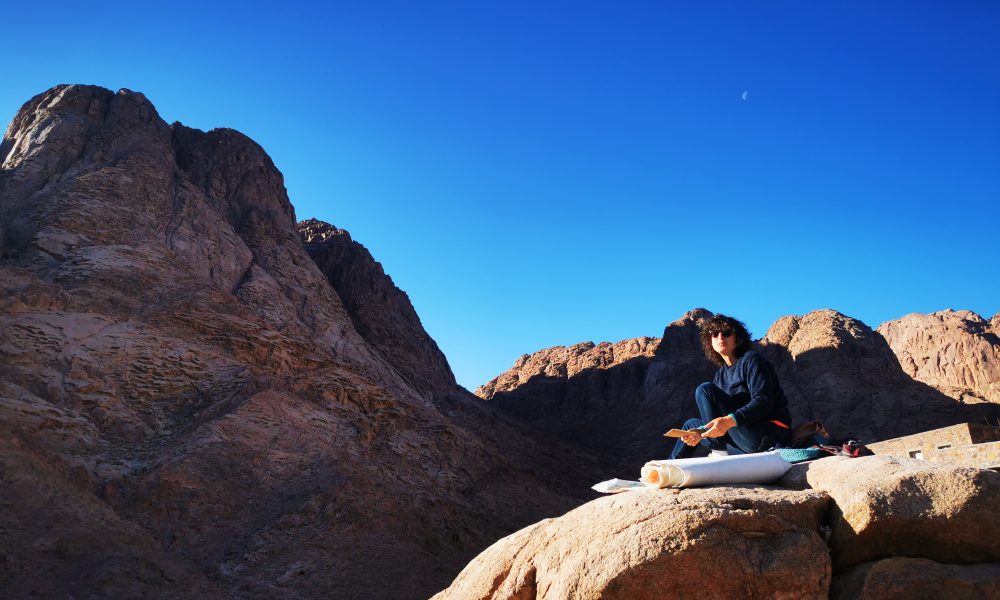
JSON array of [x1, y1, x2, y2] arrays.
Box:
[[713, 350, 791, 427]]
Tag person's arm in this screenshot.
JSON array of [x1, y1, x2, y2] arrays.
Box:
[[730, 352, 775, 426]]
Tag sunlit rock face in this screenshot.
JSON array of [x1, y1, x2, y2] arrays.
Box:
[[877, 309, 1000, 404], [0, 84, 607, 600], [434, 456, 1000, 600]]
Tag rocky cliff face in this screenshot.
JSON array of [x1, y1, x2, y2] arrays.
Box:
[[757, 309, 999, 441], [476, 309, 718, 472], [479, 309, 1000, 462], [877, 309, 1000, 404], [298, 218, 456, 396], [0, 85, 607, 599]]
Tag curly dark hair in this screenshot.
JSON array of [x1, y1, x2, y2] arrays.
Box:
[[700, 314, 754, 366]]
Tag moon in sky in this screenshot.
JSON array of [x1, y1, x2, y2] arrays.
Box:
[[741, 91, 749, 100]]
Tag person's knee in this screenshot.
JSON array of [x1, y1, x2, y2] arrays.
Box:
[[695, 382, 713, 398]]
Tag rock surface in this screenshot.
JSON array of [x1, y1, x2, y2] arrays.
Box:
[[433, 486, 831, 600], [0, 84, 607, 599], [0, 435, 226, 599], [435, 456, 1000, 599], [779, 455, 1000, 569], [877, 309, 1000, 404], [299, 218, 456, 396], [831, 557, 1000, 600], [758, 309, 999, 442], [476, 310, 717, 472]]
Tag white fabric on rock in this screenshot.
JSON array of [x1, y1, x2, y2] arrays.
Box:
[[640, 450, 792, 489]]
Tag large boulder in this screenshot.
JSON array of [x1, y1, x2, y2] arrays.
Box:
[[433, 486, 831, 600], [831, 557, 1000, 600], [780, 456, 1000, 569], [438, 456, 1000, 599]]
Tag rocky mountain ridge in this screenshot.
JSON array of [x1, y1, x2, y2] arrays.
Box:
[[299, 217, 456, 396], [478, 308, 1000, 471], [0, 84, 608, 599]]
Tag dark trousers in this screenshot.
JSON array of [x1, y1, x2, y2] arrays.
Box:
[[670, 382, 790, 460]]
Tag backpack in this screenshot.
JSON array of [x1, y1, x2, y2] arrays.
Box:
[[790, 421, 831, 448]]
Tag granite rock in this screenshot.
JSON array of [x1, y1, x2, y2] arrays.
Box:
[[478, 308, 1000, 469], [877, 309, 1000, 404], [433, 486, 831, 600], [831, 557, 1000, 600], [299, 218, 456, 396], [758, 309, 999, 442], [780, 455, 1000, 569], [437, 456, 1000, 599]]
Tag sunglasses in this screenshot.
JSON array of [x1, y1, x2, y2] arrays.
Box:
[[710, 329, 733, 339]]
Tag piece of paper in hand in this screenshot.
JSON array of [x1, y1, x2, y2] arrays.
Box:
[[664, 428, 704, 438]]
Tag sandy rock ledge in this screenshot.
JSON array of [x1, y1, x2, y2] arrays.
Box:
[[433, 486, 831, 600]]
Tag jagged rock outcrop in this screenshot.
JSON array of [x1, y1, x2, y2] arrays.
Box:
[[434, 456, 1000, 599], [877, 309, 1000, 404], [476, 338, 661, 400], [0, 84, 608, 599], [299, 218, 456, 396], [476, 309, 718, 472], [479, 308, 1000, 461], [757, 309, 999, 441]]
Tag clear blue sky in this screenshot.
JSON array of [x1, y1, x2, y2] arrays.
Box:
[[3, 1, 998, 390]]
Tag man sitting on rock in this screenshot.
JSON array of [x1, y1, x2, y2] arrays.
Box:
[[670, 314, 792, 459]]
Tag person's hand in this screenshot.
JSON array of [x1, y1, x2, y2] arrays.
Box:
[[702, 415, 737, 438], [680, 429, 704, 446]]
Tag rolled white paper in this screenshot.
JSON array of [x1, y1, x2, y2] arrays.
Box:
[[640, 450, 792, 489]]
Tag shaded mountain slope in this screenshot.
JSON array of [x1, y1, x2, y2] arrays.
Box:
[[299, 218, 456, 396], [0, 84, 608, 599], [476, 310, 718, 472]]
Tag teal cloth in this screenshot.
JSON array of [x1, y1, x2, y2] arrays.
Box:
[[778, 447, 825, 463]]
